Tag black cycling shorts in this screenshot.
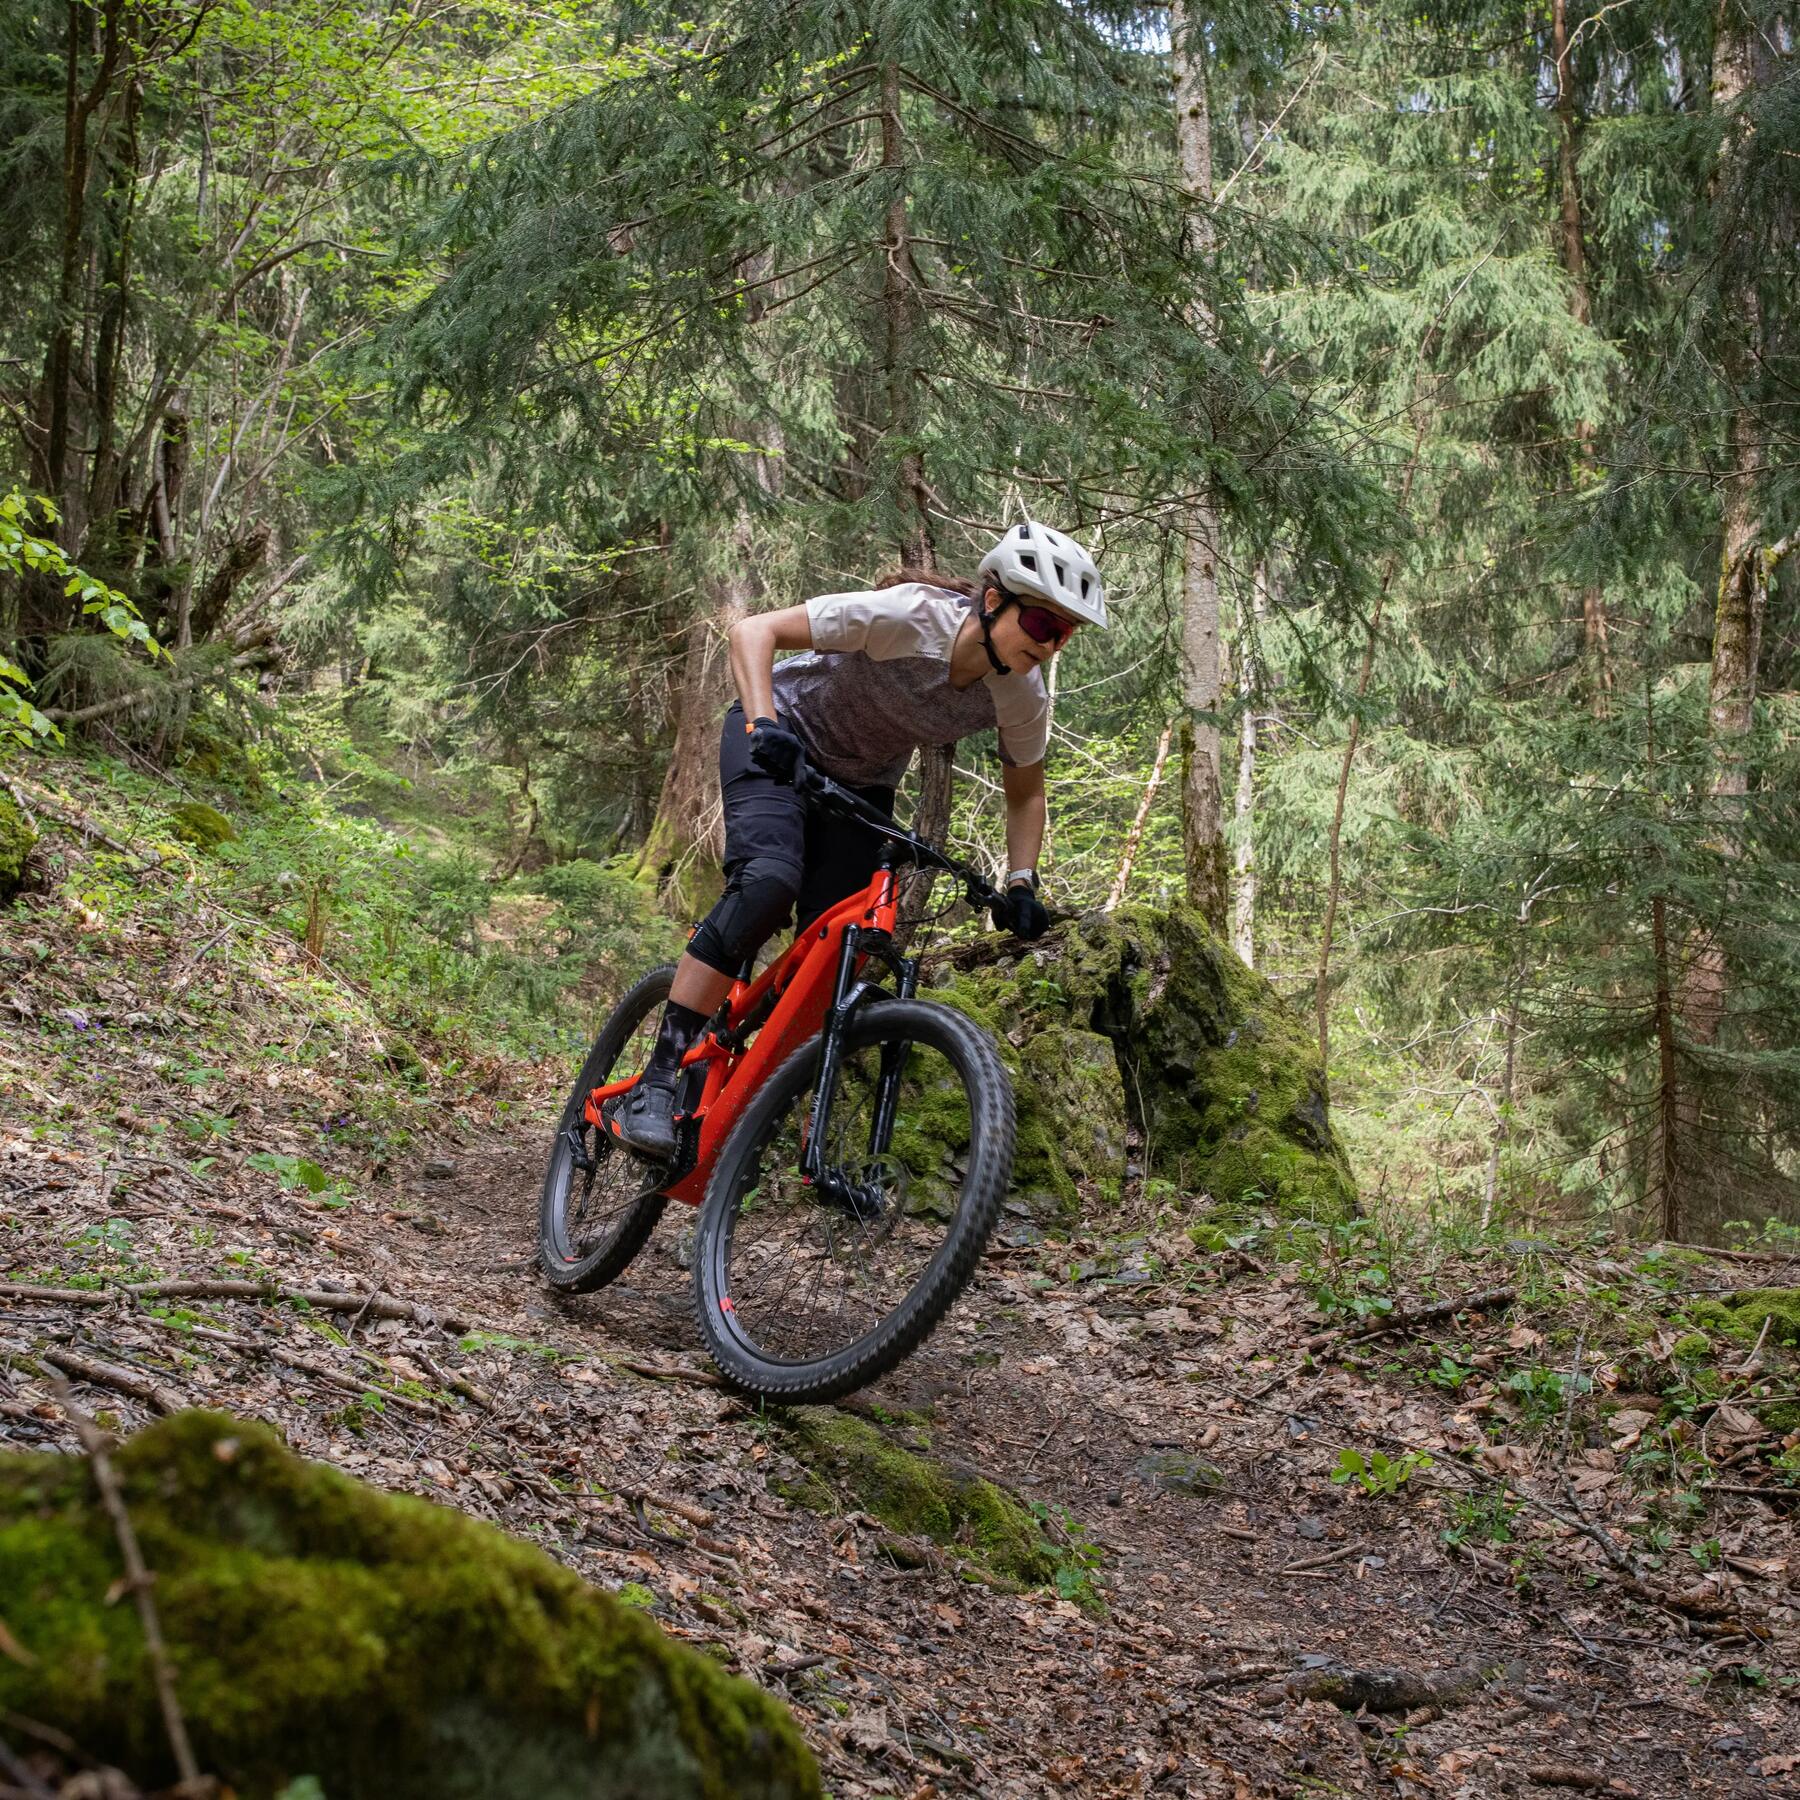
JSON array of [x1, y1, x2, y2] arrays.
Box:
[[685, 705, 896, 975]]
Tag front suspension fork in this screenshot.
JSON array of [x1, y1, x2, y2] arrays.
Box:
[[800, 928, 916, 1184]]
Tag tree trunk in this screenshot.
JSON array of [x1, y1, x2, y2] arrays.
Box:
[[1550, 0, 1612, 715], [40, 0, 125, 568], [1674, 0, 1770, 1098], [1170, 1, 1228, 933], [881, 60, 932, 568], [636, 515, 758, 900], [1650, 892, 1681, 1241], [1231, 563, 1268, 966]]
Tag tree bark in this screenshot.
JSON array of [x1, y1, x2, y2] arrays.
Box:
[[1674, 0, 1770, 1081], [1170, 0, 1228, 933], [41, 0, 126, 564], [881, 60, 932, 568], [1231, 563, 1268, 966], [1550, 0, 1612, 715]]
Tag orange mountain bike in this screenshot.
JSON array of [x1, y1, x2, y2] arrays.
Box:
[[537, 768, 1016, 1403]]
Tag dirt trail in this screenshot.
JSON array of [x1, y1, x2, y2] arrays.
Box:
[[9, 1085, 1793, 1798]]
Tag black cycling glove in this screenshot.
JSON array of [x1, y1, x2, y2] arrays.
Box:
[[746, 715, 805, 785], [991, 883, 1050, 941]]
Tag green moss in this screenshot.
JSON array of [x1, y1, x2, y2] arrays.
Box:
[[1686, 1289, 1800, 1348], [0, 789, 34, 899], [166, 801, 238, 850], [1670, 1332, 1712, 1363], [179, 711, 267, 802], [775, 1408, 1055, 1588], [925, 906, 1357, 1223], [0, 1411, 818, 1800]]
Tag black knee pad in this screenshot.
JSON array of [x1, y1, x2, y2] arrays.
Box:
[[686, 856, 803, 975]]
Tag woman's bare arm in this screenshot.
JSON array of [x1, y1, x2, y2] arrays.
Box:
[[1001, 760, 1047, 877], [727, 606, 814, 723]]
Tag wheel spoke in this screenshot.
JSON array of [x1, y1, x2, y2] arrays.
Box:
[[713, 1028, 975, 1369]]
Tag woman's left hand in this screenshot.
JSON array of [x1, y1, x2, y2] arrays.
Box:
[[992, 883, 1049, 940]]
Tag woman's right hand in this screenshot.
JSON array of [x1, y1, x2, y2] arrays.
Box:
[[746, 716, 805, 784]]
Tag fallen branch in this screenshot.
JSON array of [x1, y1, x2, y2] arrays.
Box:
[[40, 628, 278, 725], [50, 1381, 203, 1790], [35, 1346, 184, 1415], [1305, 1286, 1516, 1352], [618, 1358, 730, 1390], [0, 1279, 477, 1336], [1279, 1539, 1366, 1576], [0, 777, 161, 870]]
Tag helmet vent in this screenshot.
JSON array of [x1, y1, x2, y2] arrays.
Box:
[[1019, 553, 1036, 571], [1015, 525, 1030, 540], [1053, 560, 1067, 584]]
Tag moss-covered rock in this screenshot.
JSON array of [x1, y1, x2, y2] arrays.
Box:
[[923, 906, 1357, 1223], [0, 1411, 818, 1800], [774, 1408, 1055, 1588], [1686, 1288, 1800, 1348], [179, 709, 266, 802], [0, 788, 34, 899], [166, 800, 238, 850]]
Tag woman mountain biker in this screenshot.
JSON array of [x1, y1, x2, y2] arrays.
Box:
[[607, 519, 1107, 1162]]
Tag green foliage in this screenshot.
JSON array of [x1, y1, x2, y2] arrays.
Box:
[[1331, 1447, 1432, 1496], [1, 494, 162, 754]]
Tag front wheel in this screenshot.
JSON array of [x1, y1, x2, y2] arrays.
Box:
[[692, 998, 1014, 1403], [537, 965, 673, 1293]]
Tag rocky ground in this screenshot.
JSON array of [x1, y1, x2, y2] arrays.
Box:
[[2, 783, 1798, 1797]]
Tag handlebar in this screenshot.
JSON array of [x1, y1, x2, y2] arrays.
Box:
[[796, 765, 1007, 917]]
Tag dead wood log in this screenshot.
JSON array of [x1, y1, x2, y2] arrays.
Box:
[[1278, 1663, 1488, 1714], [35, 1346, 183, 1415]]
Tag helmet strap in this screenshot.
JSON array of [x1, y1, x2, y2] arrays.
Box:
[[976, 589, 1012, 676]]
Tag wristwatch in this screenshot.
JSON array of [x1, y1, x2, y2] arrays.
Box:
[[1005, 868, 1040, 891]]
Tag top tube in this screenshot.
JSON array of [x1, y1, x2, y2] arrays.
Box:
[[796, 766, 1004, 913]]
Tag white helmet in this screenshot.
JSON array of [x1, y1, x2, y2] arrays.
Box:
[[977, 520, 1108, 628]]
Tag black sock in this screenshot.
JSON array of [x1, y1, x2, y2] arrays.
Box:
[[643, 1000, 708, 1088]]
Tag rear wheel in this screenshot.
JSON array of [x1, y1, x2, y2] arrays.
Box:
[[537, 965, 673, 1293], [692, 998, 1013, 1403]]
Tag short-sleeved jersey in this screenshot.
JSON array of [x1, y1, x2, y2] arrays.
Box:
[[767, 582, 1049, 789]]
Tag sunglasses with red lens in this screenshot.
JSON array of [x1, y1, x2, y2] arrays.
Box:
[[1016, 604, 1077, 648]]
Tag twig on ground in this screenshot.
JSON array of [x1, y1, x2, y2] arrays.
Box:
[[1304, 1286, 1516, 1352], [1280, 1539, 1366, 1576], [617, 1359, 729, 1389], [49, 1380, 203, 1790]]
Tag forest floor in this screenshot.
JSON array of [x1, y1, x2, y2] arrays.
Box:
[[3, 765, 1799, 1798]]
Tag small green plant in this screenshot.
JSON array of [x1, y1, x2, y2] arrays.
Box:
[[246, 1150, 353, 1209], [1501, 1365, 1591, 1431], [1424, 1353, 1475, 1391], [1331, 1447, 1432, 1496], [1442, 1490, 1521, 1546], [1030, 1503, 1106, 1612]]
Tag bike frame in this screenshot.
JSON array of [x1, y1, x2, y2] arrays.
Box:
[[583, 832, 925, 1209]]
